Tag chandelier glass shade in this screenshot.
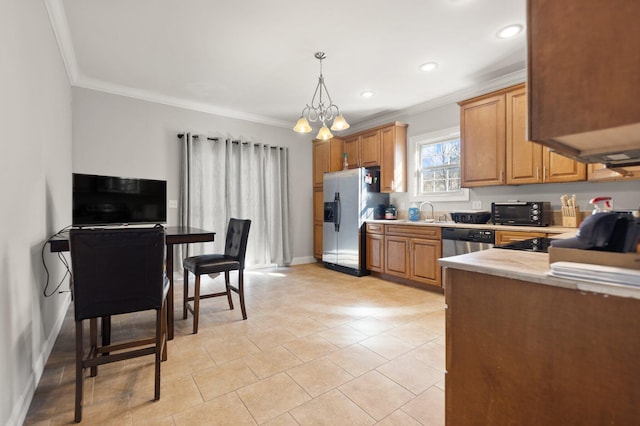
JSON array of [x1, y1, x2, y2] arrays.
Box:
[[293, 52, 350, 140]]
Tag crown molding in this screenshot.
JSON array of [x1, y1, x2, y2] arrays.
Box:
[[351, 68, 527, 132], [44, 0, 78, 83], [45, 0, 526, 131], [73, 76, 292, 128]]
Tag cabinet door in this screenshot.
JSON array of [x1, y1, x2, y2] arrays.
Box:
[[460, 93, 506, 187], [384, 236, 409, 278], [344, 135, 360, 168], [360, 130, 381, 167], [410, 238, 441, 287], [380, 125, 407, 192], [313, 189, 324, 259], [312, 140, 330, 188], [506, 86, 543, 184], [588, 163, 640, 182], [495, 231, 546, 245], [366, 234, 384, 272], [313, 223, 323, 258], [543, 149, 586, 183]]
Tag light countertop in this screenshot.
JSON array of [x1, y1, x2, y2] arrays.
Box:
[[438, 248, 640, 300]]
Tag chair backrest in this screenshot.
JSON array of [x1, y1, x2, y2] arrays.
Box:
[[69, 226, 166, 321], [224, 218, 251, 268]]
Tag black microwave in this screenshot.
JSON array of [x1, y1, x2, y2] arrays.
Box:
[[491, 201, 551, 226]]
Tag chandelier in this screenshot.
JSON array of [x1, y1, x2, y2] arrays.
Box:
[[293, 52, 350, 140]]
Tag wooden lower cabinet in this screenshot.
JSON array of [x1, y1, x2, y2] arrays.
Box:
[[409, 238, 441, 285], [365, 232, 384, 272], [384, 236, 410, 278], [495, 230, 546, 245], [313, 223, 323, 259], [367, 223, 442, 289], [446, 268, 640, 425]]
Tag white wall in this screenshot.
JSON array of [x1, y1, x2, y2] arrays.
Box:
[[72, 87, 315, 264], [0, 1, 72, 425]]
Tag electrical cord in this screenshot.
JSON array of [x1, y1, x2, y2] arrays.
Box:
[[42, 225, 72, 297]]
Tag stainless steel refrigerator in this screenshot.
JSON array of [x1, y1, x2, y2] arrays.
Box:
[[323, 168, 389, 276]]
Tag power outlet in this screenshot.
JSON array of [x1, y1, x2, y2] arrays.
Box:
[[168, 200, 178, 209], [471, 200, 482, 209]]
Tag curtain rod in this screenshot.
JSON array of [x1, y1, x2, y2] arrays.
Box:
[[177, 133, 284, 149]]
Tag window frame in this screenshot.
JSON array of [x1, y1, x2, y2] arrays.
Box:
[[410, 127, 469, 202]]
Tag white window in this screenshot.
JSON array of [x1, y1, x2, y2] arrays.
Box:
[[419, 137, 461, 193], [411, 128, 469, 202]]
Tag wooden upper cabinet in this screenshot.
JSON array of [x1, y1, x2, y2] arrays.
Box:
[[343, 130, 381, 168], [544, 149, 586, 183], [527, 0, 640, 162], [380, 123, 407, 192], [360, 130, 381, 167], [462, 83, 586, 187], [506, 85, 542, 184], [460, 91, 506, 187], [343, 135, 360, 169], [588, 163, 640, 182], [312, 137, 344, 187]]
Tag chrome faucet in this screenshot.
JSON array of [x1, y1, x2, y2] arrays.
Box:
[[419, 201, 434, 221]]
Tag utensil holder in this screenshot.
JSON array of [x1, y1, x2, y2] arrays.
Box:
[[561, 206, 580, 228]]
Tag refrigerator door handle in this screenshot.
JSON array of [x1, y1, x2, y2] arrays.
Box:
[[334, 192, 341, 232]]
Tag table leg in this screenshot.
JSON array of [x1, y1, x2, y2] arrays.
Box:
[[166, 243, 174, 340]]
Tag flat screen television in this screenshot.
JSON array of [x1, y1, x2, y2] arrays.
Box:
[[72, 173, 167, 226]]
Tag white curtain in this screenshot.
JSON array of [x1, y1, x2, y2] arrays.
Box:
[[178, 133, 292, 268]]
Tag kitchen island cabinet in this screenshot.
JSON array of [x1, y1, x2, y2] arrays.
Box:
[[440, 249, 640, 425]]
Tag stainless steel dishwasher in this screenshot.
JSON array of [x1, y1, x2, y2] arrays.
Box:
[[441, 227, 495, 286]]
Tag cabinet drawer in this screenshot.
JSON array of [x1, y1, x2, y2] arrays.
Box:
[[495, 230, 546, 245], [385, 225, 441, 240], [366, 223, 385, 234]]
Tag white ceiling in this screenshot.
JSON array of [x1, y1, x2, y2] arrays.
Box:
[[48, 0, 527, 130]]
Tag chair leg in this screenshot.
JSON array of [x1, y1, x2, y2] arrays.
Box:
[[75, 320, 83, 423], [89, 318, 98, 377], [238, 270, 247, 320], [154, 307, 162, 400], [161, 297, 168, 362], [183, 269, 189, 320], [193, 274, 201, 334], [225, 271, 234, 310]]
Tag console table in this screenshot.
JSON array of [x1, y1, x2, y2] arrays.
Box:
[[49, 226, 216, 340]]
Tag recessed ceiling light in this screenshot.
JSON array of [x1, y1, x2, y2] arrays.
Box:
[[360, 91, 374, 98], [496, 24, 523, 39], [419, 62, 438, 72]]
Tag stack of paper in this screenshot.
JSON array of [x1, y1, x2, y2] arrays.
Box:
[[549, 261, 640, 286]]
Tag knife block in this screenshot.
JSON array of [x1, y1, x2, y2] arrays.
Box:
[[561, 206, 580, 228]]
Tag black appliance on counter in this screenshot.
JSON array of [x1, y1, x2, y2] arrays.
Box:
[[450, 210, 491, 224], [491, 201, 551, 226]]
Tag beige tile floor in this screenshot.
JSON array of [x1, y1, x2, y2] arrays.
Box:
[[25, 263, 446, 425]]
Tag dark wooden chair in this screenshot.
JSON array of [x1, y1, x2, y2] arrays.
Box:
[[69, 226, 168, 423], [183, 218, 251, 333]]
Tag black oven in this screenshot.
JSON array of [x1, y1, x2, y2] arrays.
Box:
[[491, 201, 551, 226]]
